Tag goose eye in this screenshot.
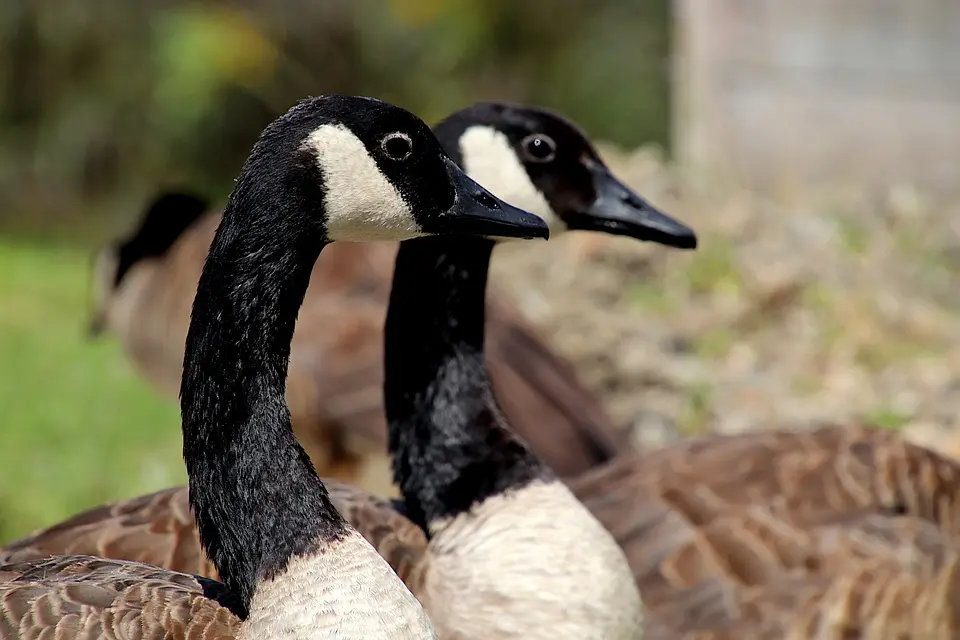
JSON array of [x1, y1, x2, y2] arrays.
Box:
[[381, 132, 413, 161], [521, 134, 556, 163]]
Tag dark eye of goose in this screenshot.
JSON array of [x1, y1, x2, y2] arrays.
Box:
[[381, 132, 413, 161], [521, 133, 556, 163]]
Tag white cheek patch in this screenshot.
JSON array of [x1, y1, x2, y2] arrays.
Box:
[[304, 124, 425, 242], [459, 125, 564, 236]]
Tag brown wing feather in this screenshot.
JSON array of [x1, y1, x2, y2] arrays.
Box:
[[573, 425, 960, 556], [110, 211, 624, 490], [0, 482, 428, 591], [648, 558, 960, 639], [0, 488, 217, 580], [0, 555, 240, 639], [619, 491, 960, 637], [572, 425, 960, 635]]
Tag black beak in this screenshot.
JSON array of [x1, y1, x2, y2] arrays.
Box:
[[572, 160, 697, 249], [440, 157, 550, 240]]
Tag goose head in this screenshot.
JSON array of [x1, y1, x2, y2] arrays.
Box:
[[88, 192, 208, 336], [435, 101, 696, 248]]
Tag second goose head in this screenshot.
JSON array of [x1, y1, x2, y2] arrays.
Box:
[[435, 101, 696, 248]]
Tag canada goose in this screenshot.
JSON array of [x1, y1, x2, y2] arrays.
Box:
[[3, 104, 699, 638], [0, 94, 553, 638], [361, 234, 673, 640], [88, 102, 647, 492]]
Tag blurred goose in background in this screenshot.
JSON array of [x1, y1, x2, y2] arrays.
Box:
[[87, 102, 654, 494], [0, 94, 554, 639]]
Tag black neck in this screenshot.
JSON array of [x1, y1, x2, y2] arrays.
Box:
[[384, 236, 548, 534], [180, 194, 347, 616]]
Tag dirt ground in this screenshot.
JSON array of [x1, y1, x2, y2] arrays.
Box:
[[490, 146, 960, 460]]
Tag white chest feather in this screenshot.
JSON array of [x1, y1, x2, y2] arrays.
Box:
[[418, 480, 644, 639], [240, 529, 436, 639]]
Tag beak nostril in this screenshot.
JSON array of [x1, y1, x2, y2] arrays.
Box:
[[474, 190, 500, 210]]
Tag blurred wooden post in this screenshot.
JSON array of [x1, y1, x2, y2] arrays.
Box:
[[672, 0, 960, 194]]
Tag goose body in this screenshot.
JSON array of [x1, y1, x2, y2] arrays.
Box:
[[88, 103, 649, 491], [0, 94, 552, 639], [5, 102, 700, 638]]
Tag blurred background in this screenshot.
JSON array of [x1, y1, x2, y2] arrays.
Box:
[[1, 0, 959, 540]]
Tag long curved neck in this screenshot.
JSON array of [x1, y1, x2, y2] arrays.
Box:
[[383, 236, 547, 534], [180, 194, 347, 615]]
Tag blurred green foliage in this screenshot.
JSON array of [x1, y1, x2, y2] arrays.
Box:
[[0, 0, 670, 237], [0, 240, 184, 540]]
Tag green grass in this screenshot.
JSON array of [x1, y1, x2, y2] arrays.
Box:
[[865, 406, 911, 432], [0, 239, 185, 542]]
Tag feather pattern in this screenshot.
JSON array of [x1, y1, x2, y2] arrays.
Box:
[[9, 426, 960, 636], [0, 555, 241, 639]]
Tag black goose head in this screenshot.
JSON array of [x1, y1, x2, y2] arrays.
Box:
[[88, 191, 209, 336], [225, 95, 549, 248], [433, 101, 697, 249]]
